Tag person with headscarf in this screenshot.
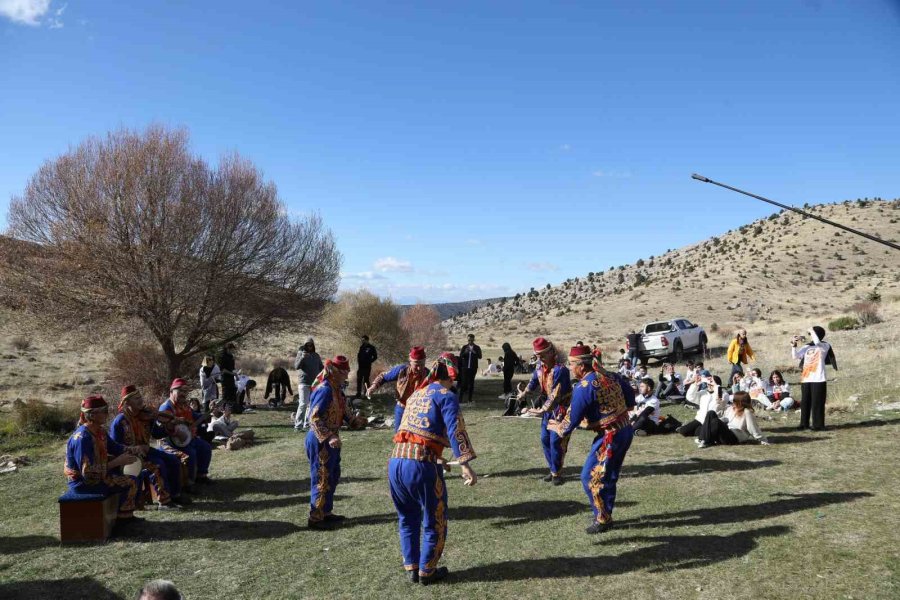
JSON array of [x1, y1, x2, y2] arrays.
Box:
[[792, 325, 838, 431], [554, 344, 635, 535], [294, 337, 324, 431], [367, 346, 429, 431], [217, 343, 238, 409], [389, 352, 477, 585], [306, 355, 353, 529], [500, 342, 520, 402], [513, 337, 573, 486], [64, 395, 143, 522], [109, 385, 186, 508]]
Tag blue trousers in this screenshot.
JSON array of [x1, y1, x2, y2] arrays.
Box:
[[581, 425, 634, 524], [540, 413, 570, 475], [146, 446, 182, 498], [306, 432, 341, 522], [388, 458, 448, 577], [69, 474, 142, 516], [394, 403, 405, 432], [161, 436, 212, 480]]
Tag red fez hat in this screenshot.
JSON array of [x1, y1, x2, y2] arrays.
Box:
[[332, 355, 351, 371], [121, 385, 140, 401], [439, 351, 458, 368], [409, 346, 427, 361], [81, 395, 108, 412], [170, 378, 189, 390], [569, 344, 592, 359], [532, 337, 552, 353]]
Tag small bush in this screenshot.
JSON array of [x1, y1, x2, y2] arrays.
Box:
[[852, 301, 882, 326], [10, 336, 31, 352], [828, 316, 859, 331], [108, 344, 201, 400], [709, 322, 719, 333], [239, 354, 269, 376], [13, 398, 80, 434]]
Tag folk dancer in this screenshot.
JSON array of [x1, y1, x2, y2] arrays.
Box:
[[514, 337, 572, 485], [110, 385, 188, 507], [156, 378, 213, 485], [64, 395, 143, 522], [389, 353, 477, 585], [556, 344, 635, 534], [367, 346, 429, 431], [306, 355, 353, 529]]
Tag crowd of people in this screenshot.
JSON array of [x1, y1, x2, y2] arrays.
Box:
[[60, 324, 837, 587]]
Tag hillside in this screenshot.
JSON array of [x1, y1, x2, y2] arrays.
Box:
[[403, 297, 504, 321], [444, 199, 900, 351]]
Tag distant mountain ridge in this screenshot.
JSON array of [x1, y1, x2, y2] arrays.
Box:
[[404, 297, 505, 321]]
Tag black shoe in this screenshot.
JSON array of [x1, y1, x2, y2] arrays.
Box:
[[324, 513, 346, 523], [542, 474, 553, 482], [171, 495, 192, 506], [406, 570, 419, 584], [797, 425, 810, 431], [307, 519, 335, 530], [196, 476, 214, 485], [634, 429, 647, 437], [420, 567, 449, 586], [585, 521, 614, 535], [551, 476, 564, 486]]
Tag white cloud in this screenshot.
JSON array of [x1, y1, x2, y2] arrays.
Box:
[[0, 0, 52, 26], [374, 256, 414, 273], [526, 262, 560, 272], [464, 238, 482, 246], [592, 169, 633, 178], [339, 279, 508, 303], [340, 271, 386, 281], [47, 0, 63, 28]]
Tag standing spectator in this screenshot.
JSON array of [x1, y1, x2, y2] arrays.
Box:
[[294, 338, 324, 431], [792, 326, 837, 431], [625, 330, 641, 369], [264, 363, 294, 408], [218, 343, 237, 410], [500, 342, 520, 400], [199, 354, 221, 412], [631, 378, 661, 436], [355, 335, 378, 399], [726, 328, 755, 380], [458, 334, 482, 403]]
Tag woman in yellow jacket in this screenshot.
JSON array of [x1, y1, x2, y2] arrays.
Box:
[[727, 329, 755, 380]]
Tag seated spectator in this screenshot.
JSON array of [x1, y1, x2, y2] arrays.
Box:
[[760, 370, 794, 411], [482, 358, 502, 376], [632, 364, 649, 382], [189, 398, 215, 443], [730, 371, 744, 394], [682, 361, 703, 389], [209, 405, 255, 450], [742, 368, 767, 407], [618, 358, 634, 379], [678, 372, 725, 437], [617, 348, 627, 368], [657, 362, 684, 401], [696, 391, 769, 448], [630, 378, 661, 436]]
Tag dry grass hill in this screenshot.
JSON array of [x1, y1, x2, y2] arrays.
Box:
[[444, 199, 900, 352]]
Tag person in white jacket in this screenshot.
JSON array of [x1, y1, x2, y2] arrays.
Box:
[[696, 392, 769, 448], [677, 372, 725, 438], [199, 355, 221, 412], [792, 325, 837, 431], [630, 378, 661, 436]]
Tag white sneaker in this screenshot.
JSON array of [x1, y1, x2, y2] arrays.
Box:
[[697, 441, 708, 449], [694, 438, 702, 446]]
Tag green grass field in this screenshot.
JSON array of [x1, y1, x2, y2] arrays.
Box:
[[1, 376, 899, 600]]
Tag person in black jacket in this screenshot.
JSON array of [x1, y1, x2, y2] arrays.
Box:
[[626, 331, 642, 369], [356, 335, 378, 399], [264, 365, 294, 408], [218, 343, 237, 409], [458, 334, 482, 403], [500, 342, 519, 397]]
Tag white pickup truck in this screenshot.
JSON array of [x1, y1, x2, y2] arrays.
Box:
[[632, 318, 707, 364]]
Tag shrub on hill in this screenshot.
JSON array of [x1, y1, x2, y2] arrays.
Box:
[[852, 301, 881, 326], [13, 398, 80, 434], [828, 316, 859, 331]]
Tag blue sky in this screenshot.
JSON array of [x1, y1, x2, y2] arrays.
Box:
[[2, 1, 899, 303]]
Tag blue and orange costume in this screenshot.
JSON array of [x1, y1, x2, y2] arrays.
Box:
[[522, 338, 572, 479], [558, 346, 635, 529], [156, 378, 212, 483], [369, 346, 429, 431], [110, 385, 181, 503], [64, 395, 142, 518], [388, 353, 476, 580], [306, 356, 353, 525]]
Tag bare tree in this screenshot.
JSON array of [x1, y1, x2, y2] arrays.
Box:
[[401, 303, 448, 353], [1, 125, 341, 380], [323, 290, 409, 365]]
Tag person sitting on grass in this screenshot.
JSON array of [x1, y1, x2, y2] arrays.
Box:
[[657, 362, 684, 402], [630, 378, 661, 436], [743, 368, 767, 408], [730, 371, 744, 394], [209, 405, 256, 450], [696, 391, 769, 448], [482, 358, 502, 376], [763, 370, 794, 411], [682, 361, 703, 390], [678, 372, 725, 437], [618, 358, 634, 379], [65, 395, 143, 526]]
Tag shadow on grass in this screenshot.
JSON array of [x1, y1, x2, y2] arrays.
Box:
[[617, 491, 872, 530], [767, 435, 828, 445], [451, 525, 788, 582], [0, 535, 59, 555], [453, 499, 634, 529], [194, 494, 348, 512], [0, 576, 124, 599], [487, 457, 781, 479], [122, 518, 304, 542], [765, 418, 898, 434]]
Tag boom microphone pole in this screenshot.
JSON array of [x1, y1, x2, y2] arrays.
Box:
[[691, 174, 900, 252]]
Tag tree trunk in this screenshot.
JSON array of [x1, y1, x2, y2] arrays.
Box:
[[160, 339, 183, 383]]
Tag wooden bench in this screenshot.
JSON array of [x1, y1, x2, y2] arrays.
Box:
[[58, 491, 120, 543]]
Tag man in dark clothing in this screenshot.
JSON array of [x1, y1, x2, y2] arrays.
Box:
[[458, 334, 482, 404], [356, 335, 378, 399], [218, 343, 237, 410], [264, 365, 294, 408], [500, 342, 519, 398], [626, 331, 642, 369]]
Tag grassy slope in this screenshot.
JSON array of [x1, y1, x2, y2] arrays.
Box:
[[1, 376, 898, 600]]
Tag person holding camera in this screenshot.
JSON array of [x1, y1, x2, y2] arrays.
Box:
[[791, 326, 837, 431]]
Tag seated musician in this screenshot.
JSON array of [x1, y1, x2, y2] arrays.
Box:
[[109, 385, 189, 508], [156, 378, 213, 485], [64, 395, 144, 524]]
